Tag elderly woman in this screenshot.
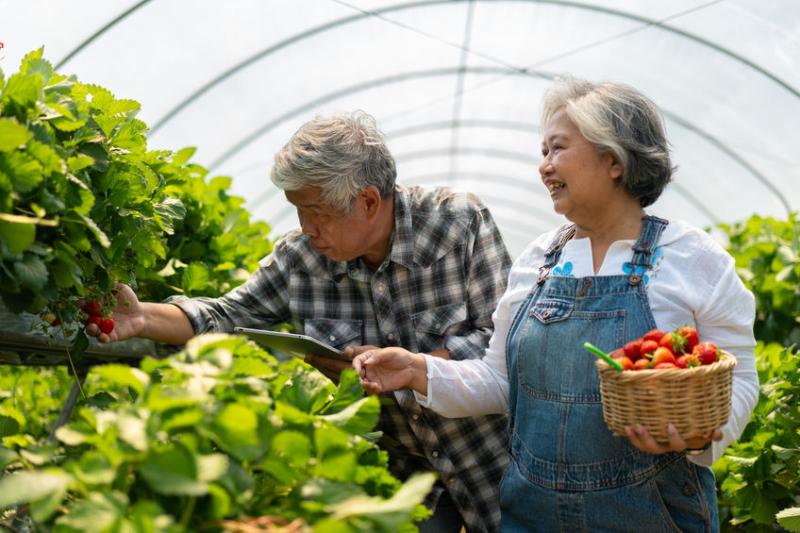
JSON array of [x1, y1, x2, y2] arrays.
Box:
[[353, 76, 759, 532]]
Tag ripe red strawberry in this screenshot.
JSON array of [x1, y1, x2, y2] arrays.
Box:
[[634, 357, 652, 371], [659, 332, 686, 354], [84, 301, 103, 317], [675, 353, 701, 369], [643, 329, 665, 343], [99, 318, 115, 334], [678, 326, 700, 353], [654, 362, 677, 370], [88, 316, 102, 327], [639, 339, 659, 358], [613, 355, 635, 371], [623, 339, 643, 360], [693, 342, 719, 365], [651, 346, 676, 367]]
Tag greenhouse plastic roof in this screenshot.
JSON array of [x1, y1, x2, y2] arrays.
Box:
[[2, 0, 799, 257]]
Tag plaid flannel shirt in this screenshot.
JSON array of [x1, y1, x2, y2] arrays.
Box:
[[170, 185, 512, 532]]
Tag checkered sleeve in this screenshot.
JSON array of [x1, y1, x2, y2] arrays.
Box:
[[445, 202, 512, 361], [167, 240, 293, 333]]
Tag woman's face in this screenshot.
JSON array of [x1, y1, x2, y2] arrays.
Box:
[[539, 107, 622, 223]]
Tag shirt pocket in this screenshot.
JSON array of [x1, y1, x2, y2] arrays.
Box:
[[303, 318, 362, 351], [411, 302, 468, 353], [530, 298, 573, 324]]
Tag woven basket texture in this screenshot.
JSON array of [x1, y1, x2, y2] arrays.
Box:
[[595, 350, 737, 442]]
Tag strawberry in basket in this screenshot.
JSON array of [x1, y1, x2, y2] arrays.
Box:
[[609, 325, 718, 371]]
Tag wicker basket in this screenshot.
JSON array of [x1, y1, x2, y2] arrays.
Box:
[[595, 350, 737, 442]]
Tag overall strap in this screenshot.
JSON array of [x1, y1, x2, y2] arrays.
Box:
[[625, 215, 669, 286], [537, 225, 577, 285]]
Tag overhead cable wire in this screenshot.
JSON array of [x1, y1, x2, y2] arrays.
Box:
[[448, 0, 477, 183], [54, 0, 154, 70]]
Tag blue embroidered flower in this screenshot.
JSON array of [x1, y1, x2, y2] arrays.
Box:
[[553, 261, 575, 277], [621, 247, 663, 284]]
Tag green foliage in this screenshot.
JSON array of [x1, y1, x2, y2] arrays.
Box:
[[0, 334, 435, 532], [714, 343, 800, 532], [719, 214, 800, 346], [0, 365, 73, 444], [0, 48, 272, 347], [715, 213, 800, 532]]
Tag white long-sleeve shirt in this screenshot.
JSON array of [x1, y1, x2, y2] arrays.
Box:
[[416, 219, 759, 466]]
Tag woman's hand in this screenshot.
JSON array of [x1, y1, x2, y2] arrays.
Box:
[[625, 423, 722, 455], [304, 345, 379, 384], [352, 347, 428, 395]]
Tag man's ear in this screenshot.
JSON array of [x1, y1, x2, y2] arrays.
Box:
[[361, 186, 382, 221]]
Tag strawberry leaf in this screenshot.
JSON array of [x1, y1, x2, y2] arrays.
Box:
[[0, 219, 36, 254], [14, 253, 49, 291], [0, 118, 34, 151]]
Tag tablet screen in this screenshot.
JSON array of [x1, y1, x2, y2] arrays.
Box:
[[234, 327, 350, 361]]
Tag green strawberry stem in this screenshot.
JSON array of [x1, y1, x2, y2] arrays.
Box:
[[584, 342, 625, 371]]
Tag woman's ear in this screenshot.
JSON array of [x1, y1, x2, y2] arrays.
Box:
[[607, 153, 623, 180]]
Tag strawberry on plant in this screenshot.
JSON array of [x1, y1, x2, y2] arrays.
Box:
[[88, 316, 102, 328], [41, 312, 62, 327], [84, 301, 103, 316], [99, 318, 115, 334], [643, 329, 665, 343], [693, 342, 719, 365]]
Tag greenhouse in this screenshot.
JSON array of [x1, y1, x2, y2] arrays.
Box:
[[1, 1, 799, 532]]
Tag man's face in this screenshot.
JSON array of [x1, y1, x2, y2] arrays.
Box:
[[285, 187, 375, 263]]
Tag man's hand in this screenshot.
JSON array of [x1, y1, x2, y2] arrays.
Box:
[[84, 283, 146, 343], [625, 423, 722, 455], [84, 282, 195, 345], [352, 347, 427, 395]]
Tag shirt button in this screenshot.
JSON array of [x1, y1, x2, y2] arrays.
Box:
[[387, 333, 394, 340], [432, 451, 439, 458], [412, 414, 419, 420], [448, 478, 455, 484], [329, 335, 336, 342], [434, 323, 441, 329], [377, 285, 384, 292]]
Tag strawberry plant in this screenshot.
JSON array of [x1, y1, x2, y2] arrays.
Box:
[[0, 48, 273, 360], [714, 342, 800, 532], [0, 48, 185, 335], [719, 214, 800, 347], [0, 333, 435, 532], [714, 213, 800, 532]]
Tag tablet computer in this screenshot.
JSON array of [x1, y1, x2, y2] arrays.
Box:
[[234, 327, 350, 361]]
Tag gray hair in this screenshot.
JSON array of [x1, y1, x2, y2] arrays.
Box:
[[270, 110, 397, 213], [541, 76, 674, 207]]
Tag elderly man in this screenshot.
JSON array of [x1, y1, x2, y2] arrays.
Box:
[[89, 111, 511, 533]]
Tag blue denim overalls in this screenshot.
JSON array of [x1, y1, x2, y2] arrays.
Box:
[[500, 215, 718, 532]]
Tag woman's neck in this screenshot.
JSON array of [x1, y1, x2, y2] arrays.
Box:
[[572, 202, 646, 274]]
